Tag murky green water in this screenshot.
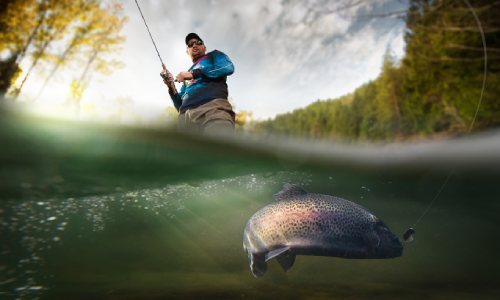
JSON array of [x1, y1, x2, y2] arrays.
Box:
[[1, 110, 499, 299]]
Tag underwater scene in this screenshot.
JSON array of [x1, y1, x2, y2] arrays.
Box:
[[1, 110, 499, 300], [2, 0, 500, 299]]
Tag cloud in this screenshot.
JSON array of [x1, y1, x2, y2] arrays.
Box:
[[26, 0, 409, 121]]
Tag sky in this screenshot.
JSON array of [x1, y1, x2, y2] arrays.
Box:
[[19, 0, 409, 122]]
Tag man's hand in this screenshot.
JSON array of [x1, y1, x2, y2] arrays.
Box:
[[176, 71, 193, 83], [160, 69, 175, 86]]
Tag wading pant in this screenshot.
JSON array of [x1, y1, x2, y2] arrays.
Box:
[[178, 98, 235, 133]]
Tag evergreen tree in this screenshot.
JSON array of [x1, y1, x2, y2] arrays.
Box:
[[255, 0, 500, 141]]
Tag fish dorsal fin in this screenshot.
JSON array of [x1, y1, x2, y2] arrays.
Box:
[[265, 246, 290, 262], [273, 183, 307, 201]]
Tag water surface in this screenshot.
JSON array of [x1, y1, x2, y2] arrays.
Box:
[[1, 110, 499, 299]]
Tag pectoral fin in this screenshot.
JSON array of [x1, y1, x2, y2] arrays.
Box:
[[265, 247, 290, 261], [265, 247, 296, 273]]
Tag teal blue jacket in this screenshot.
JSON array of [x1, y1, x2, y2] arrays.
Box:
[[169, 50, 234, 112]]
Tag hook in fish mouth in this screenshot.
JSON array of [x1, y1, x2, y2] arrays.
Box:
[[403, 227, 416, 243]]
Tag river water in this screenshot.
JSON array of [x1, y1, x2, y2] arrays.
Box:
[[1, 110, 499, 299]]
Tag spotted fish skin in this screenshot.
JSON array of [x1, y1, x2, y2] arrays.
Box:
[[243, 183, 403, 277]]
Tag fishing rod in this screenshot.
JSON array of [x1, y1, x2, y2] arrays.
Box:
[[134, 0, 167, 74], [403, 0, 487, 243]]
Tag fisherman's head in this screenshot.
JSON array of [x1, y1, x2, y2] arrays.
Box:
[[185, 32, 206, 62]]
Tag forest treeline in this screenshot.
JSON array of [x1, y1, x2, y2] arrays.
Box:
[[0, 0, 127, 102], [256, 0, 500, 141]]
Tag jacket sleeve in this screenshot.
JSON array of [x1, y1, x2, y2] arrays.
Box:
[[169, 85, 184, 112], [191, 50, 234, 79]]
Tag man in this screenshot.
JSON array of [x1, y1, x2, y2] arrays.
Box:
[[161, 33, 235, 131]]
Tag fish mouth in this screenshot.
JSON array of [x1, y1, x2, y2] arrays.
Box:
[[374, 223, 404, 258], [382, 234, 404, 257], [383, 242, 403, 258], [368, 241, 402, 258]]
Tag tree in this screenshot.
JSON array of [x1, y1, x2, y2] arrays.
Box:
[[13, 0, 85, 98], [35, 0, 103, 99], [255, 0, 500, 141], [0, 0, 127, 100], [0, 0, 40, 97], [374, 51, 402, 139], [68, 2, 127, 107]]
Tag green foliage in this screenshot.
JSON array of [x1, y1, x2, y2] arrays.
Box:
[[0, 0, 127, 99], [256, 0, 500, 141]]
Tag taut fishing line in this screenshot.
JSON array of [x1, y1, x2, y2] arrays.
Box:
[[134, 0, 166, 69], [403, 0, 488, 243]]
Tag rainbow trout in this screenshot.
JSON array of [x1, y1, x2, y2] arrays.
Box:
[[243, 183, 403, 277]]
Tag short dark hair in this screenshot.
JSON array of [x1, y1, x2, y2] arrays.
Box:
[[185, 33, 203, 45]]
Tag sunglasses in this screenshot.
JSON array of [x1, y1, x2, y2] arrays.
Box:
[[187, 40, 203, 48]]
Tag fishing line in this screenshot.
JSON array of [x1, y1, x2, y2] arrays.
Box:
[[403, 0, 488, 243], [464, 0, 487, 133], [134, 0, 165, 68]]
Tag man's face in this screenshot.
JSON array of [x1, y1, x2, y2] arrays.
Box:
[[187, 38, 206, 61]]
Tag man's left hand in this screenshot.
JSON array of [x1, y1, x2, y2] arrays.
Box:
[[176, 71, 193, 82]]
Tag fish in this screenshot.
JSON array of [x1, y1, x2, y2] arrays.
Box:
[[243, 183, 403, 277]]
